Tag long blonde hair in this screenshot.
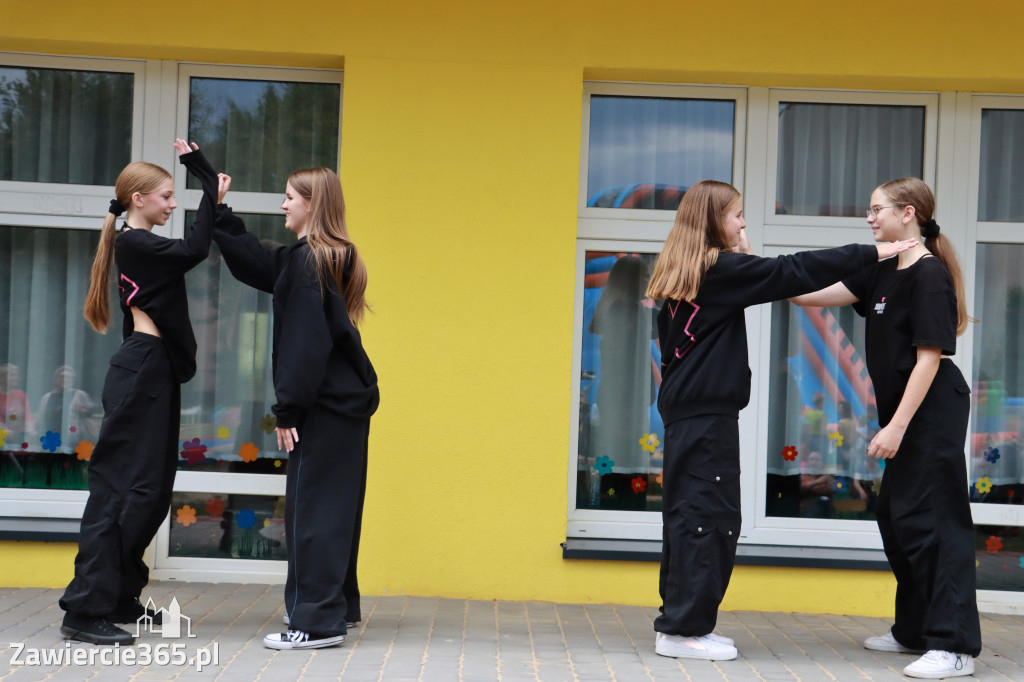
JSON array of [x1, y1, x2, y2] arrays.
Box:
[[288, 168, 369, 324], [877, 178, 970, 336], [646, 180, 740, 301], [84, 162, 172, 333]]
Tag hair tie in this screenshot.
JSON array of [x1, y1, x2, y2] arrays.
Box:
[[921, 218, 940, 239], [108, 199, 126, 217]]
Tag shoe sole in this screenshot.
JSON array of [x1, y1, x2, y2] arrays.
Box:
[[903, 662, 975, 679], [283, 615, 359, 629], [60, 625, 135, 646], [655, 643, 737, 661], [864, 642, 925, 654], [264, 635, 345, 650]]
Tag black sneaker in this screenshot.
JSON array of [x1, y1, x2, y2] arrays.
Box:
[[61, 613, 135, 645], [109, 598, 163, 625], [263, 630, 344, 650]]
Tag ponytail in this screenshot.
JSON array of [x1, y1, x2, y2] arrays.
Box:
[[877, 177, 971, 336], [84, 215, 118, 332]]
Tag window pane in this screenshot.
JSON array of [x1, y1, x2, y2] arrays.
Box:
[[170, 491, 286, 560], [181, 212, 291, 475], [776, 103, 925, 217], [970, 243, 1024, 506], [979, 109, 1024, 222], [976, 525, 1024, 592], [765, 301, 882, 520], [0, 66, 133, 184], [586, 96, 734, 210], [0, 225, 120, 490], [576, 252, 662, 511], [187, 77, 340, 193]]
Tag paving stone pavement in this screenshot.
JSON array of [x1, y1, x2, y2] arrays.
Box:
[[1, 582, 1022, 681]]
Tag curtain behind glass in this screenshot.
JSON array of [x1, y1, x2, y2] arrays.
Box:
[[0, 66, 132, 184], [0, 225, 120, 489], [971, 243, 1024, 502], [764, 301, 881, 520], [979, 109, 1024, 222], [187, 78, 340, 193], [587, 96, 735, 210], [577, 252, 662, 511], [776, 103, 925, 217], [180, 213, 290, 474]]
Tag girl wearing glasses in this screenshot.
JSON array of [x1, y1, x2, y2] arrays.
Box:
[[645, 180, 917, 661], [791, 178, 980, 679]]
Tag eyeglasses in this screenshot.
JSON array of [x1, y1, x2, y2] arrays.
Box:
[[866, 205, 898, 218]]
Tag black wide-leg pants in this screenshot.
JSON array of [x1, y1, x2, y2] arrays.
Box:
[[284, 407, 369, 637], [60, 333, 180, 616], [655, 414, 741, 636], [877, 359, 982, 657]]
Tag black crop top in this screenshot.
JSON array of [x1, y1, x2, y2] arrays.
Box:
[[114, 149, 219, 383]]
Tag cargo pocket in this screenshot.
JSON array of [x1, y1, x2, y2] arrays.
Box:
[[102, 343, 153, 409], [682, 465, 741, 534]]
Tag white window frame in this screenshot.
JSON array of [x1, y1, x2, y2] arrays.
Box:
[[0, 56, 342, 570], [961, 94, 1024, 534], [761, 88, 940, 245], [577, 82, 747, 243], [0, 53, 147, 231]]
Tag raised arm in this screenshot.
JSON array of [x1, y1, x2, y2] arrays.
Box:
[[212, 204, 283, 294], [789, 281, 859, 307]]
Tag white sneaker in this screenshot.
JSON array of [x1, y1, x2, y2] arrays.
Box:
[[864, 631, 924, 654], [263, 630, 344, 650], [903, 650, 974, 678], [655, 632, 738, 660]]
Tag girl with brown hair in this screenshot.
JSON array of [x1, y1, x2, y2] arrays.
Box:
[[647, 180, 916, 661], [60, 139, 224, 645], [791, 178, 980, 678], [214, 167, 379, 650]]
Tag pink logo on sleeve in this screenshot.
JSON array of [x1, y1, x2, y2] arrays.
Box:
[[119, 274, 140, 305]]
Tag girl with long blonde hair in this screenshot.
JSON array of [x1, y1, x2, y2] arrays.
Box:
[[791, 178, 980, 678], [214, 167, 378, 651], [60, 140, 224, 646], [647, 180, 917, 661]]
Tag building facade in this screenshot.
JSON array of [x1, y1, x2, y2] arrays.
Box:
[[1, 0, 1023, 616]]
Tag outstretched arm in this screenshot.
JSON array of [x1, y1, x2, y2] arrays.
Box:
[[790, 281, 859, 307]]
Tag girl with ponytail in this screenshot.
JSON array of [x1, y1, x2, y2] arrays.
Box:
[[791, 178, 981, 678], [214, 167, 378, 651], [60, 139, 225, 647]]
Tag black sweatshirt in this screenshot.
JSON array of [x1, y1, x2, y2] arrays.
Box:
[[213, 207, 379, 428], [115, 149, 219, 383], [656, 244, 878, 426]]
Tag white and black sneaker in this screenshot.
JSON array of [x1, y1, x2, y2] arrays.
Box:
[[263, 629, 344, 650], [283, 614, 359, 629]]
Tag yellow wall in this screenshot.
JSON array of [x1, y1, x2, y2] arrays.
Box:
[[3, 0, 1022, 616]]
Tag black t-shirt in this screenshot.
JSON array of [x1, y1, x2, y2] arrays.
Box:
[[842, 255, 957, 426]]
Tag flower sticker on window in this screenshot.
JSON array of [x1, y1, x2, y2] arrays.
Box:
[[239, 442, 260, 463], [40, 431, 61, 453], [829, 432, 844, 447], [639, 433, 660, 453], [986, 536, 1003, 552], [69, 426, 77, 433], [176, 505, 197, 527], [607, 488, 616, 497], [594, 455, 615, 476], [631, 477, 647, 493], [1019, 557, 1024, 569], [984, 447, 1001, 464], [205, 496, 226, 517], [75, 441, 93, 461], [217, 426, 230, 439], [782, 446, 798, 461], [975, 477, 993, 494], [181, 438, 207, 465], [274, 460, 282, 468], [0, 427, 7, 448], [237, 509, 257, 529], [260, 414, 277, 435], [20, 442, 28, 450]]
